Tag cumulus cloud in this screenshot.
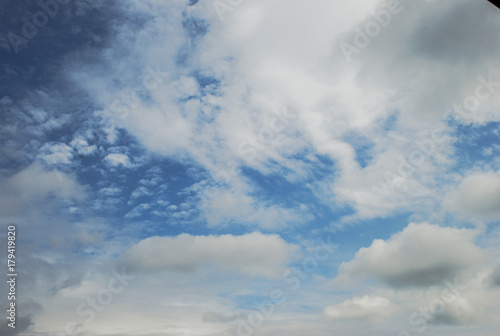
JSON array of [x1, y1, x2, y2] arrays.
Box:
[[0, 163, 87, 215], [119, 232, 298, 278], [430, 296, 486, 326], [443, 170, 500, 220], [324, 295, 396, 323], [336, 223, 483, 288], [488, 264, 500, 287]]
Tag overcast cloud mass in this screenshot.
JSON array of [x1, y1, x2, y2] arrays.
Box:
[[0, 0, 500, 335]]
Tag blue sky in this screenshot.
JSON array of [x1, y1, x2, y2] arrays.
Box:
[[1, 0, 500, 335]]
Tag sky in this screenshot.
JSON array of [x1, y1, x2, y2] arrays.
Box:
[[0, 0, 500, 335]]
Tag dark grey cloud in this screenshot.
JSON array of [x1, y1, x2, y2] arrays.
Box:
[[332, 0, 500, 121], [430, 296, 486, 327], [0, 298, 41, 335], [489, 264, 500, 287], [202, 311, 245, 323], [408, 0, 500, 62], [379, 264, 464, 288], [0, 315, 34, 335]]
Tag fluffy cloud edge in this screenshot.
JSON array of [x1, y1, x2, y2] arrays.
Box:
[[118, 232, 299, 279], [334, 222, 483, 288]]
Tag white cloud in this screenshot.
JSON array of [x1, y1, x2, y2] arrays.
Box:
[[324, 295, 396, 323], [119, 232, 298, 279], [0, 163, 87, 215], [201, 189, 309, 229], [173, 75, 200, 98], [336, 223, 483, 288], [104, 153, 132, 167], [65, 0, 500, 224], [98, 186, 122, 197], [37, 142, 74, 165], [70, 137, 97, 156], [443, 170, 500, 220]]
